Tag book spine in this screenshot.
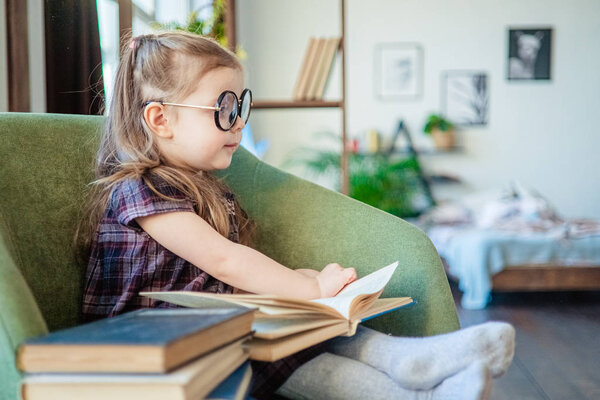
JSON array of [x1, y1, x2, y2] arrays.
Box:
[[301, 38, 326, 101], [314, 37, 340, 100], [292, 37, 317, 101]]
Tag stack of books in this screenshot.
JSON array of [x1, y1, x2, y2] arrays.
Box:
[[17, 261, 414, 399], [17, 308, 255, 400], [292, 36, 341, 101]]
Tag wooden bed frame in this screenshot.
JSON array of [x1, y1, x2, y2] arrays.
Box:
[[490, 265, 600, 291], [442, 259, 600, 291]]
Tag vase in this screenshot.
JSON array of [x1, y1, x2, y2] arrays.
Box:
[[431, 128, 455, 150]]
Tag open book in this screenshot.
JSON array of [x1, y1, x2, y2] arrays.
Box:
[[141, 261, 414, 361]]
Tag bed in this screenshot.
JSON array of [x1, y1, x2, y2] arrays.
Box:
[[416, 183, 600, 309]]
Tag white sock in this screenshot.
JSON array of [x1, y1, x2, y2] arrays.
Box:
[[326, 321, 515, 390], [276, 353, 491, 400], [429, 361, 491, 400]]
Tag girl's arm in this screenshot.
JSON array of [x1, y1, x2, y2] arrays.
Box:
[[296, 268, 319, 278], [136, 211, 356, 299]]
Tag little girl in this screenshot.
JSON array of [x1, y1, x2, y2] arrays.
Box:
[[78, 31, 514, 400]]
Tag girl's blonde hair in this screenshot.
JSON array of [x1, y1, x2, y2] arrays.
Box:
[[76, 31, 254, 260]]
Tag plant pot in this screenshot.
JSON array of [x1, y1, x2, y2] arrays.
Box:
[[431, 128, 455, 150]]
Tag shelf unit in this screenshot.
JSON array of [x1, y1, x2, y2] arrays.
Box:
[[225, 0, 350, 194]]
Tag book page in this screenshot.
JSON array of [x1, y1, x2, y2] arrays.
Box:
[[140, 291, 321, 317], [249, 321, 350, 362], [141, 261, 399, 321], [311, 261, 399, 319], [252, 317, 341, 340], [354, 297, 414, 322]]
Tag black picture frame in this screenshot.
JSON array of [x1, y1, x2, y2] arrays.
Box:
[[507, 27, 552, 81], [441, 71, 489, 126]]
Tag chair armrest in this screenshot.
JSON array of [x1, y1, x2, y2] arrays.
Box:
[[0, 228, 48, 400], [218, 148, 460, 337]]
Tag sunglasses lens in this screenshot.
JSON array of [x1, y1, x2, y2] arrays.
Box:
[[240, 90, 252, 123], [218, 92, 238, 130]]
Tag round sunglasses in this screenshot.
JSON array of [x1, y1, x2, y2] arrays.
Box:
[[144, 89, 252, 132]]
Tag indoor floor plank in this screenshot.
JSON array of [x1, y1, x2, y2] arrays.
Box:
[[450, 281, 600, 400]]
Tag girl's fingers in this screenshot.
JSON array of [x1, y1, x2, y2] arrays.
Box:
[[345, 267, 357, 282], [328, 263, 343, 271]]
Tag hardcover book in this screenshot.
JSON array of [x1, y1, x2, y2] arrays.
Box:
[[308, 37, 340, 100], [292, 37, 317, 100], [17, 308, 254, 373], [296, 37, 326, 100], [207, 361, 253, 400]]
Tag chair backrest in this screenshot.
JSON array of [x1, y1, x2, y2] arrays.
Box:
[[0, 112, 460, 400], [0, 113, 103, 332]]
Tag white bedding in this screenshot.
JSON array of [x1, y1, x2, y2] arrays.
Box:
[[418, 182, 600, 309], [428, 225, 600, 309]]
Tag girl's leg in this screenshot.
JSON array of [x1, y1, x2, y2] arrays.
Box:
[[325, 321, 515, 390], [275, 353, 491, 400]]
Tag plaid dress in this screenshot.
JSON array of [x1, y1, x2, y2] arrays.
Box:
[[82, 176, 323, 398]]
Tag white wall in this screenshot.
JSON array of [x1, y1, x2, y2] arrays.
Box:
[[237, 0, 600, 219], [237, 0, 343, 189]]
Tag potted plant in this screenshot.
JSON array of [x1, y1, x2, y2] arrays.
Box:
[[423, 114, 455, 150], [283, 132, 435, 218], [151, 0, 246, 59]]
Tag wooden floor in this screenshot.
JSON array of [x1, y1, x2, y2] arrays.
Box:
[[449, 281, 600, 400]]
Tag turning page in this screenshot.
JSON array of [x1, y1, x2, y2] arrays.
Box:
[[311, 261, 399, 319]]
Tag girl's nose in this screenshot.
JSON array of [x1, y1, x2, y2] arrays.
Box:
[[231, 114, 245, 132]]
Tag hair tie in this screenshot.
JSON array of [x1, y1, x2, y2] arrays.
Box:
[[130, 39, 136, 49]]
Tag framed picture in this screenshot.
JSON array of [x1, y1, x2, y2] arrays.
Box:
[[507, 27, 552, 80], [442, 71, 489, 126], [375, 43, 423, 100]]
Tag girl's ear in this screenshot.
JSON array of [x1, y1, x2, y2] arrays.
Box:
[[144, 102, 174, 139]]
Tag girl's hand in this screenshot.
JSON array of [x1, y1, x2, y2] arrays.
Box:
[[315, 263, 357, 298]]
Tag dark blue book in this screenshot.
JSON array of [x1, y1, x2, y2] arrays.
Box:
[[208, 361, 253, 400], [21, 337, 250, 400], [17, 308, 254, 373]]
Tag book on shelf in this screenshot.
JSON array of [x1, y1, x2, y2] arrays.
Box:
[[294, 37, 326, 101], [308, 37, 341, 100], [292, 37, 317, 101], [142, 261, 415, 362], [17, 307, 254, 373], [302, 37, 327, 100], [207, 361, 253, 400], [292, 36, 341, 101], [20, 337, 250, 400]]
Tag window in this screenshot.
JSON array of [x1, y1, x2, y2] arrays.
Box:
[[97, 0, 213, 110]]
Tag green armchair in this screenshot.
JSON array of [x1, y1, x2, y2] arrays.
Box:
[[0, 112, 459, 400]]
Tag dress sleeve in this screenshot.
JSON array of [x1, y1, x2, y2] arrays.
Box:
[[110, 177, 196, 229]]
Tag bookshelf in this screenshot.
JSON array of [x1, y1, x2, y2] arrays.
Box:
[[225, 0, 350, 194]]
